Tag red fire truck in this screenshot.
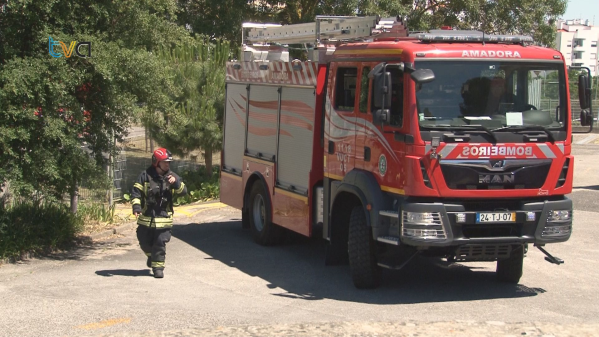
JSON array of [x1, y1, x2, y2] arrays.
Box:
[[220, 16, 592, 288]]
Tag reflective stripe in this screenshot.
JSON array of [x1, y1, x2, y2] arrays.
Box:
[[131, 198, 141, 205], [137, 214, 174, 228], [137, 221, 173, 228], [133, 183, 144, 191], [174, 182, 185, 194], [144, 182, 150, 195], [151, 261, 165, 268]]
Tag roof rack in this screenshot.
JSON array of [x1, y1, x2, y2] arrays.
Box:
[[411, 30, 534, 44]]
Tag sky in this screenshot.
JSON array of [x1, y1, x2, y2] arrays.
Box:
[[563, 0, 599, 25]]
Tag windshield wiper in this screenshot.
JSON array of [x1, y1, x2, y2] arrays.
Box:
[[490, 125, 555, 143], [424, 124, 497, 144]]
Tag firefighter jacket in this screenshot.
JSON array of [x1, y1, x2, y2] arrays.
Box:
[[131, 166, 187, 228]]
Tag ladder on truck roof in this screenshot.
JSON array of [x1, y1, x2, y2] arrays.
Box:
[[243, 16, 406, 45], [241, 16, 407, 62]]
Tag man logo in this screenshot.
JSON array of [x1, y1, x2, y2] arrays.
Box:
[[49, 36, 92, 58], [479, 173, 515, 184]]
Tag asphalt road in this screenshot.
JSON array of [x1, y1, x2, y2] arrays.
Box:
[[1, 143, 599, 337]]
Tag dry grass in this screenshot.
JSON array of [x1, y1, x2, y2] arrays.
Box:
[[79, 220, 119, 236]]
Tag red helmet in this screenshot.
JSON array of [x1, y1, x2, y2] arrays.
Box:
[[152, 148, 173, 167]]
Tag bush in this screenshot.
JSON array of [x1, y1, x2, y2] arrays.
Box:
[[175, 165, 220, 205], [121, 165, 220, 206], [0, 201, 83, 260]]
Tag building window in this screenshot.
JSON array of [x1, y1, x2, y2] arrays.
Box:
[[592, 41, 597, 47], [574, 39, 584, 47], [574, 52, 583, 59]]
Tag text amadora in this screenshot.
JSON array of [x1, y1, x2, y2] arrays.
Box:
[[462, 146, 533, 156], [461, 50, 522, 58]]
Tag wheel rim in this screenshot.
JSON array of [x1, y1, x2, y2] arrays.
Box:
[[252, 194, 266, 232]]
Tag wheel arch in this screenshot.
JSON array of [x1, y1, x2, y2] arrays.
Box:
[[330, 169, 389, 231]]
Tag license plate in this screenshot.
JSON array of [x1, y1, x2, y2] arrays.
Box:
[[476, 212, 516, 223]]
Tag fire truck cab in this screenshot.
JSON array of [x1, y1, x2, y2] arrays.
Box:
[[220, 16, 591, 288]]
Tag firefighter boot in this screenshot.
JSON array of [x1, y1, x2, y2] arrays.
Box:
[[146, 256, 152, 268], [153, 268, 164, 278]]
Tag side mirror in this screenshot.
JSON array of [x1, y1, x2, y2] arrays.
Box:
[[373, 72, 392, 109], [580, 110, 593, 126], [374, 109, 389, 125], [578, 74, 591, 110], [411, 69, 435, 84]]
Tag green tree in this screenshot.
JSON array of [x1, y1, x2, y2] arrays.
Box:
[[242, 0, 565, 47], [146, 39, 230, 176], [0, 0, 188, 211], [404, 0, 566, 47]]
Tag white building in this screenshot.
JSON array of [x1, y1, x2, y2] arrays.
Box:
[[555, 19, 599, 76]]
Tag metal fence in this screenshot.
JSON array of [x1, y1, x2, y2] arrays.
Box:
[[78, 149, 127, 203], [112, 152, 127, 202]]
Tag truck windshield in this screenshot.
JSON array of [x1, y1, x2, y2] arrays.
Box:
[[415, 61, 567, 131]]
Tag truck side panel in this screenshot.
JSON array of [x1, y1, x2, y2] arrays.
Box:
[[272, 188, 311, 236], [220, 83, 247, 209], [246, 85, 279, 159], [223, 84, 247, 173], [220, 172, 243, 209], [277, 87, 316, 191]]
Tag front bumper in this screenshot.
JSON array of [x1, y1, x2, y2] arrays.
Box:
[[397, 197, 572, 247]]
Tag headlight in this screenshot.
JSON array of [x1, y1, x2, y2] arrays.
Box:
[[547, 210, 572, 223], [402, 211, 446, 240], [404, 212, 440, 224], [542, 210, 572, 238]]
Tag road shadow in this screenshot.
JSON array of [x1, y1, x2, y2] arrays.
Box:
[[173, 220, 544, 305], [96, 269, 151, 277], [573, 185, 599, 191]]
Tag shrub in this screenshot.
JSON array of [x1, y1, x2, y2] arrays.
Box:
[[0, 201, 83, 260], [122, 165, 220, 206]]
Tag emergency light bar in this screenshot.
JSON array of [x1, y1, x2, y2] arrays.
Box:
[[411, 30, 534, 44]]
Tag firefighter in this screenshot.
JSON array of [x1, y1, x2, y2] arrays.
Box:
[[131, 148, 187, 278]]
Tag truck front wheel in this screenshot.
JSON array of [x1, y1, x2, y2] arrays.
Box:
[[496, 245, 524, 283], [248, 181, 281, 246], [348, 206, 380, 289]]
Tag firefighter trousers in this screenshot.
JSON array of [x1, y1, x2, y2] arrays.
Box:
[[136, 225, 172, 270]]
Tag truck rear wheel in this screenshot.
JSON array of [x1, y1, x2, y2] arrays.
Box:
[[496, 245, 524, 283], [248, 181, 281, 246], [348, 206, 380, 289]]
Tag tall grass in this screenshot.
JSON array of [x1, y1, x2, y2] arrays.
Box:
[[0, 201, 83, 260], [78, 203, 117, 224]]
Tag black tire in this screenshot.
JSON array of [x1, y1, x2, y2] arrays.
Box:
[[248, 182, 281, 246], [348, 206, 380, 289], [496, 245, 524, 283], [241, 207, 250, 229]]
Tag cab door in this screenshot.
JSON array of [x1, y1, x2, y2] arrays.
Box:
[[365, 65, 408, 193], [325, 63, 358, 178], [355, 63, 374, 171]]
